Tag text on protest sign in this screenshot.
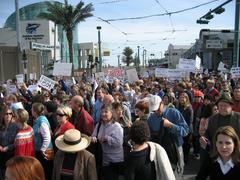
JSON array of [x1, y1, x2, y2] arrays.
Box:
[[230, 67, 240, 78], [53, 62, 72, 76], [38, 75, 56, 91]]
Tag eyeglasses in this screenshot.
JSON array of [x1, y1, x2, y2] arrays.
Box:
[[5, 113, 13, 116], [57, 113, 66, 117]]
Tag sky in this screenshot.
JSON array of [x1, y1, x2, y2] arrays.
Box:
[[0, 0, 235, 66]]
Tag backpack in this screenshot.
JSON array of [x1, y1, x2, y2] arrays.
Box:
[[158, 120, 180, 168]]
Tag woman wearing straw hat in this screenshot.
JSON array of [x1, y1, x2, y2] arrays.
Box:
[[53, 129, 97, 180]]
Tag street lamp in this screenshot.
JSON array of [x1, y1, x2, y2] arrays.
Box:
[[137, 46, 140, 72], [97, 26, 102, 72]]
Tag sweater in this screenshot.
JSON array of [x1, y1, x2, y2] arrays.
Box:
[[15, 125, 35, 157], [196, 159, 240, 180]]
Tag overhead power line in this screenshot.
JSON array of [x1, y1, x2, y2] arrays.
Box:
[[104, 0, 220, 22]]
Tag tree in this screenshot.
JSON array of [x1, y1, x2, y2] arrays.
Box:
[[38, 0, 94, 73], [122, 47, 134, 66]]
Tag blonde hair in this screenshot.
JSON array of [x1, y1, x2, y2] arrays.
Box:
[[16, 109, 29, 124], [57, 105, 72, 119]]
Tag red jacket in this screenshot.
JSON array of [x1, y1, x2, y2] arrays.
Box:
[[54, 121, 75, 137], [75, 107, 94, 136]]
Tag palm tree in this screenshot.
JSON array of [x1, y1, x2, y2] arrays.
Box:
[[38, 0, 94, 73], [122, 47, 134, 66]]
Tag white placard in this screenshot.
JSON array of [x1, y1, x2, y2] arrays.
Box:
[[53, 62, 72, 76], [218, 61, 227, 71], [28, 85, 39, 92], [29, 73, 37, 80], [72, 77, 76, 85], [230, 67, 240, 78], [37, 75, 56, 91], [143, 71, 149, 78], [155, 68, 168, 77], [178, 58, 196, 71], [167, 69, 183, 81], [7, 85, 17, 94], [126, 68, 139, 83], [195, 55, 201, 70], [95, 72, 105, 81], [16, 74, 24, 83]]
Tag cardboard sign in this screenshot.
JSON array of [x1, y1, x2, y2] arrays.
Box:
[[29, 73, 37, 80], [230, 67, 240, 78], [126, 68, 139, 83], [28, 85, 40, 92], [178, 58, 196, 71], [53, 62, 72, 76], [16, 74, 24, 84], [7, 85, 17, 94], [155, 68, 168, 77], [195, 55, 201, 70], [37, 75, 56, 91]]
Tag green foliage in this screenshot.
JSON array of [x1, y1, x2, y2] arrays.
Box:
[[122, 47, 134, 66], [38, 0, 94, 73]]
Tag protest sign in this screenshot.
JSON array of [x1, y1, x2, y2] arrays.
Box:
[[28, 85, 40, 92], [37, 75, 56, 91], [126, 68, 139, 83], [195, 55, 201, 70], [95, 72, 105, 81], [178, 58, 196, 71], [7, 85, 17, 94], [53, 62, 72, 76], [16, 74, 24, 84], [230, 67, 240, 78], [155, 68, 168, 77], [29, 73, 37, 80]]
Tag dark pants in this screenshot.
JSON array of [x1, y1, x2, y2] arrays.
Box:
[[182, 134, 191, 164], [35, 151, 53, 180], [102, 162, 124, 180]]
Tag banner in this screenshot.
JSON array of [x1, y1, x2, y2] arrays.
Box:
[[53, 62, 72, 76], [37, 75, 56, 91]]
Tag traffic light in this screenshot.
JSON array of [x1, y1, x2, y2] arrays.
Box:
[[196, 19, 209, 24], [204, 13, 214, 20], [88, 55, 93, 62], [22, 50, 27, 61], [214, 7, 225, 14]]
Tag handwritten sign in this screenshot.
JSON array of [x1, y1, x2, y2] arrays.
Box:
[[37, 75, 56, 91], [7, 85, 17, 94], [230, 67, 240, 78], [53, 62, 72, 76], [16, 74, 24, 84]]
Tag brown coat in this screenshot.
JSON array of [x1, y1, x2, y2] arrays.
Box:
[[52, 150, 97, 180]]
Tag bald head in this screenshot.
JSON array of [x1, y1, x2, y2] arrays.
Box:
[[103, 94, 114, 105], [70, 95, 84, 112]]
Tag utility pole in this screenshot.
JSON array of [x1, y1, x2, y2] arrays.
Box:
[[137, 46, 140, 72], [15, 0, 22, 74], [233, 0, 240, 67], [117, 55, 120, 67], [97, 26, 102, 72]]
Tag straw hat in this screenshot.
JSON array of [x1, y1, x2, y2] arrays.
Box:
[[55, 129, 90, 152]]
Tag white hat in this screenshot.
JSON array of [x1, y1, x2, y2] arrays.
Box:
[[149, 95, 162, 112], [55, 129, 90, 152]]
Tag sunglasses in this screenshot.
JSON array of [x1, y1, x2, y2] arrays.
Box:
[[5, 113, 13, 115], [57, 113, 66, 117]]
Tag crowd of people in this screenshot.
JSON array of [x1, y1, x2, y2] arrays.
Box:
[[0, 72, 240, 180]]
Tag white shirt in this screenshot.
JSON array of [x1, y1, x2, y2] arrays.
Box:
[[217, 157, 234, 175]]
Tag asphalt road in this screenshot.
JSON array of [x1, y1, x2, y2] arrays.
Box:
[[183, 155, 201, 180]]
